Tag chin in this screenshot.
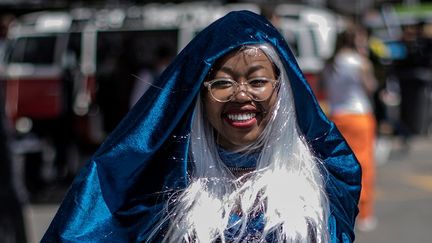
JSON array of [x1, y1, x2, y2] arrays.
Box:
[[232, 136, 259, 148]]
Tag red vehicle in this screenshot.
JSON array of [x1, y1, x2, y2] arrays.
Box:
[[0, 4, 260, 198], [0, 11, 99, 195]]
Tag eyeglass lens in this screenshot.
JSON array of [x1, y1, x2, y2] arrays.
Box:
[[209, 78, 275, 102]]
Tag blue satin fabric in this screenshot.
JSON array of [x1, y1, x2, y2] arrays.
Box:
[[218, 147, 259, 168], [225, 212, 266, 241], [42, 11, 361, 242]]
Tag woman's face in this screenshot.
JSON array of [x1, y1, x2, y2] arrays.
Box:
[[204, 48, 278, 151]]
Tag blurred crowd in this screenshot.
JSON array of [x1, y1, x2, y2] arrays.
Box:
[[1, 2, 432, 242]]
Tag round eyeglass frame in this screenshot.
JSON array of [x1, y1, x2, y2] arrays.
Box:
[[203, 77, 280, 103]]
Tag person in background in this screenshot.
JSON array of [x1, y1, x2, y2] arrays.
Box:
[[392, 21, 432, 137], [43, 11, 361, 242], [129, 45, 175, 108], [322, 24, 378, 232], [0, 14, 14, 58], [0, 69, 27, 243], [0, 14, 27, 243], [260, 3, 281, 29]]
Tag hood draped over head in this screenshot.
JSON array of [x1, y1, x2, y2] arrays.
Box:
[[42, 10, 361, 243]]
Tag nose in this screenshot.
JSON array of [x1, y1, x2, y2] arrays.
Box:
[[232, 80, 251, 102]]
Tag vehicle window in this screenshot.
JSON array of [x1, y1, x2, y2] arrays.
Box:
[[96, 29, 178, 74], [8, 36, 56, 64], [0, 40, 11, 63], [309, 28, 320, 57]]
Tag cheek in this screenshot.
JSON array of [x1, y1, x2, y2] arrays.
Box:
[[269, 94, 278, 109], [262, 94, 278, 118], [203, 96, 223, 128]]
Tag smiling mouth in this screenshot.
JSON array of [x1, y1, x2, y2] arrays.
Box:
[[224, 112, 258, 128], [227, 113, 256, 121]]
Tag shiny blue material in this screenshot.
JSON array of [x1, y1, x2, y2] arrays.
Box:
[[225, 212, 266, 241], [42, 11, 361, 242], [218, 147, 259, 168]]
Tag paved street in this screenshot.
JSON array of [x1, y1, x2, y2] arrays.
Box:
[[25, 136, 432, 243], [24, 204, 58, 243], [356, 136, 432, 243]]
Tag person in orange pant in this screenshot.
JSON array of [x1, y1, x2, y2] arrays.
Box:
[[322, 24, 378, 231], [331, 114, 377, 231]]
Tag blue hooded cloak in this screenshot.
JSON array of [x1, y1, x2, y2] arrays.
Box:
[[42, 10, 361, 242]]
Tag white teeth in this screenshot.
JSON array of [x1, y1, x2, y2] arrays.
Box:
[[227, 113, 256, 121]]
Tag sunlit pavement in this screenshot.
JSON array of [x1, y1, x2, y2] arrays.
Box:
[[356, 136, 432, 243], [24, 204, 58, 243], [24, 136, 432, 243]]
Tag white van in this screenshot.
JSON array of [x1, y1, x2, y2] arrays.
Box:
[[276, 4, 345, 101]]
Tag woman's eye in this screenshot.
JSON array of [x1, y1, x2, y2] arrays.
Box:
[[212, 80, 233, 89], [248, 78, 270, 87]]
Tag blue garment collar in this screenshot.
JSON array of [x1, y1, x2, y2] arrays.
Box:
[[217, 147, 259, 168]]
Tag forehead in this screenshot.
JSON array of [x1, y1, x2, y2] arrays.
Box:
[[212, 47, 274, 72]]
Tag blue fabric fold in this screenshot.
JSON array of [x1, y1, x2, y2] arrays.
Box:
[[42, 10, 361, 242], [218, 147, 259, 168]]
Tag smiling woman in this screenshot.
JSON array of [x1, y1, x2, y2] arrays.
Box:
[[42, 10, 361, 243], [161, 43, 329, 242], [203, 46, 279, 150]]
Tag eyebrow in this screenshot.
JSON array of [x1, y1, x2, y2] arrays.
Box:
[[218, 64, 269, 77]]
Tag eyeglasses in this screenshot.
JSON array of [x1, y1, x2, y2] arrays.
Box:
[[203, 77, 279, 102]]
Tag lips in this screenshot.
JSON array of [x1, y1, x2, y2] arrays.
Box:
[[223, 108, 259, 128]]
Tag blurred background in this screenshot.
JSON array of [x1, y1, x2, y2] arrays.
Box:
[[0, 0, 431, 242]]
